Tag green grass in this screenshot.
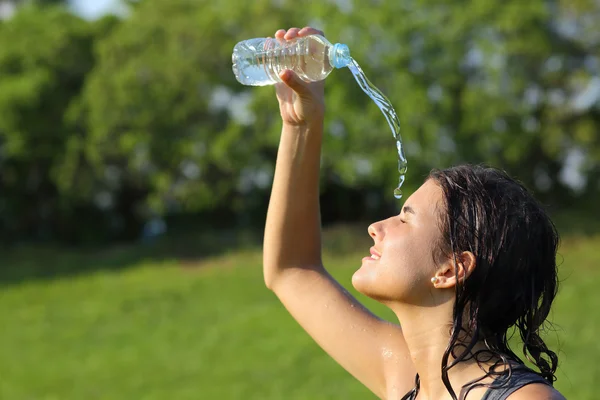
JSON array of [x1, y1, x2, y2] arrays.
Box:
[[0, 225, 599, 399]]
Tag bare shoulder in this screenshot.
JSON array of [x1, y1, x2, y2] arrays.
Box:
[[508, 383, 566, 399]]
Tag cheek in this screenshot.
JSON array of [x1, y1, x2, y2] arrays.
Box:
[[352, 237, 436, 302]]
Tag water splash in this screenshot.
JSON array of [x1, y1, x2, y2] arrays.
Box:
[[347, 59, 408, 199]]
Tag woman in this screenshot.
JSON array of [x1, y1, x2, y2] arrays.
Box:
[[263, 26, 566, 400]]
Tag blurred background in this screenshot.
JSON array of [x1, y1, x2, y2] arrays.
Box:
[[0, 0, 598, 398]]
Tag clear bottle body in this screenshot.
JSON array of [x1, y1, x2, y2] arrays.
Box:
[[232, 35, 349, 86]]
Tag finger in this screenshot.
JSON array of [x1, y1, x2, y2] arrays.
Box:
[[279, 69, 309, 95], [274, 82, 293, 103], [299, 26, 324, 37], [275, 29, 286, 39], [284, 27, 301, 40]]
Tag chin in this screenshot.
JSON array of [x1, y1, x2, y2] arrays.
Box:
[[350, 271, 366, 294], [352, 267, 413, 306], [351, 270, 389, 302]]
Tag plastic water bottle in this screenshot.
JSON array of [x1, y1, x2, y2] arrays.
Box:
[[232, 34, 351, 86]]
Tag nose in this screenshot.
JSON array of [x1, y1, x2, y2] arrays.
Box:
[[368, 220, 385, 240]]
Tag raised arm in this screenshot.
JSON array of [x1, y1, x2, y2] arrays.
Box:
[[262, 27, 415, 399]]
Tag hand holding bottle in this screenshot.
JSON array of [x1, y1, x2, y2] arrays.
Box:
[[274, 27, 326, 127]]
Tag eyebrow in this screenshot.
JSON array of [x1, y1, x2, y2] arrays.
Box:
[[402, 205, 416, 215]]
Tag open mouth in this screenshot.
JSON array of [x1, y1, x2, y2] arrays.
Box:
[[367, 247, 381, 260]]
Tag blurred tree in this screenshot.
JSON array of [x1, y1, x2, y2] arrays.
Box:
[[299, 0, 600, 207], [4, 0, 65, 3], [0, 0, 66, 12], [79, 0, 599, 236], [0, 7, 116, 242], [0, 0, 598, 243], [76, 0, 305, 234]]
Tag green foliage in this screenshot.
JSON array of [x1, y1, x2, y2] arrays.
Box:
[[3, 0, 67, 6], [0, 0, 599, 242], [0, 7, 96, 241], [72, 0, 314, 231]]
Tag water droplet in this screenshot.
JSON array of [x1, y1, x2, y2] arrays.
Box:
[[393, 187, 403, 199], [382, 348, 394, 358]]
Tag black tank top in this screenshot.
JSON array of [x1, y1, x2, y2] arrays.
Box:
[[481, 368, 551, 400], [405, 367, 551, 400]]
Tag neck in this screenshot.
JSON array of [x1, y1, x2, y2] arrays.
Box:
[[390, 299, 489, 399]]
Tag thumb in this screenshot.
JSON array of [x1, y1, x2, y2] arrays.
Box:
[[279, 69, 308, 94]]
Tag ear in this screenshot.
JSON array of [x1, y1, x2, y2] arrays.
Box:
[[432, 251, 476, 289]]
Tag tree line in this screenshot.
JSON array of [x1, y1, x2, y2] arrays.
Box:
[[0, 0, 598, 244]]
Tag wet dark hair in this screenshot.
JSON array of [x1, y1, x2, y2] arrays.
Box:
[[403, 164, 560, 400]]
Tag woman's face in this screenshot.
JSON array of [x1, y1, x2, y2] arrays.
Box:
[[352, 179, 447, 305]]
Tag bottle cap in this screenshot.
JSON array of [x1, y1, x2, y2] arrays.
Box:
[[331, 43, 351, 69]]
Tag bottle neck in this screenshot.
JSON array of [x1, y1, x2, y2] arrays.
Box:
[[329, 43, 351, 69]]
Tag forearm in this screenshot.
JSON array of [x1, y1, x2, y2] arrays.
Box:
[[263, 120, 324, 288]]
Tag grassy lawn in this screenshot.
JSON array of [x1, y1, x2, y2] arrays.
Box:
[[0, 224, 598, 399]]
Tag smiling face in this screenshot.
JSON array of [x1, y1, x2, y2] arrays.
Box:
[[352, 179, 448, 305]]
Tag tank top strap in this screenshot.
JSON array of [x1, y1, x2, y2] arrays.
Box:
[[481, 368, 551, 400]]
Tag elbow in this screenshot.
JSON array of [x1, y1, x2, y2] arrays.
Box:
[[262, 263, 297, 292], [263, 274, 276, 291], [262, 263, 279, 291], [263, 262, 324, 292], [262, 254, 286, 291]]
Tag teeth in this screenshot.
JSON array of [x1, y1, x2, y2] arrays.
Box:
[[371, 254, 380, 260]]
